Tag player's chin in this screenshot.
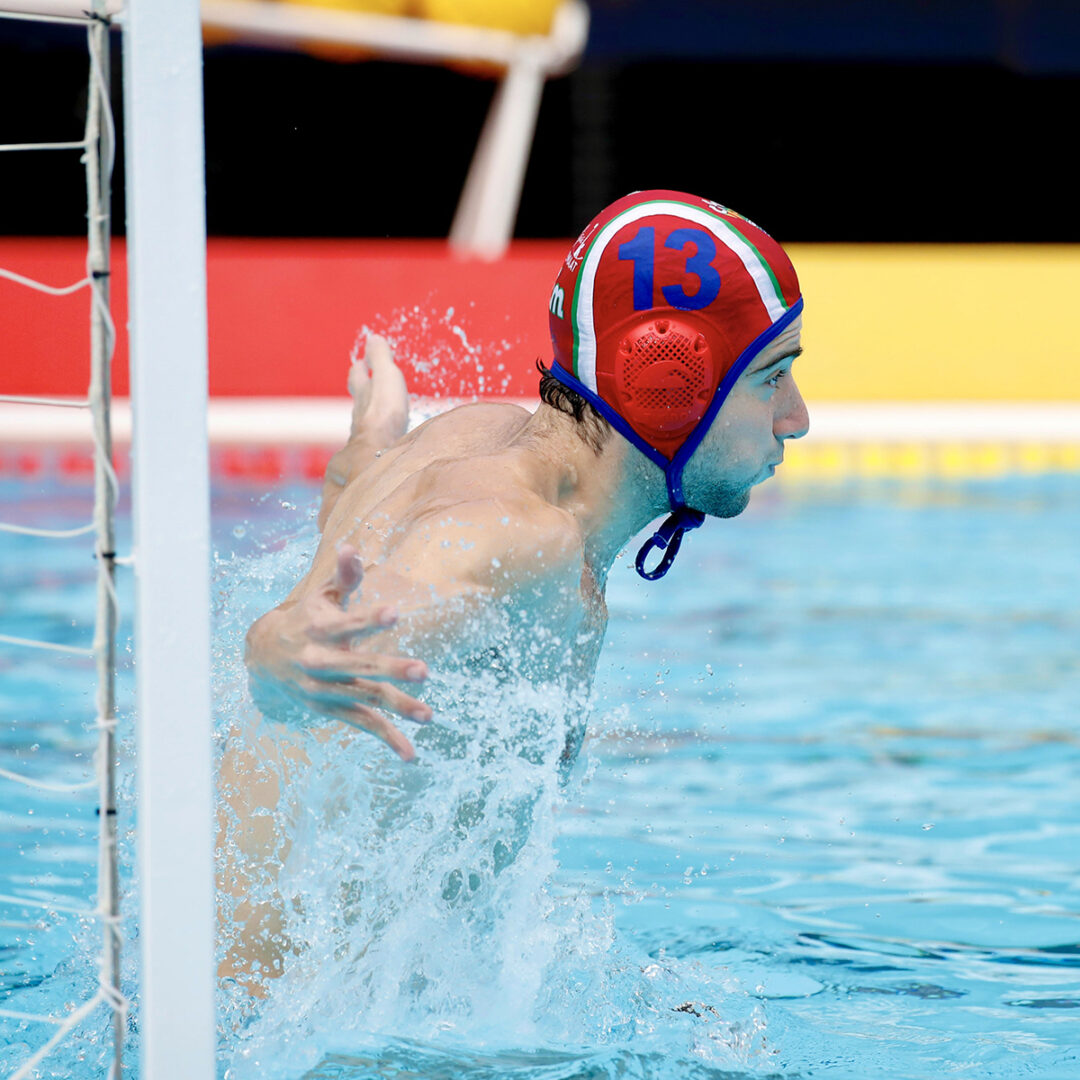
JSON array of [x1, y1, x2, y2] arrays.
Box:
[[702, 485, 752, 520]]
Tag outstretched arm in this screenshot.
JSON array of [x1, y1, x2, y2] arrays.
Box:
[[245, 545, 432, 761]]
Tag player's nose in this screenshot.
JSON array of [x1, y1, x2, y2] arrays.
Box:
[[774, 377, 809, 441]]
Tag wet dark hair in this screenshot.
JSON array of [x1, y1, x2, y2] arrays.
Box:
[[536, 359, 611, 454]]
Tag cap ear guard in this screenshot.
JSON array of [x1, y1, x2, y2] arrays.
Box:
[[611, 318, 716, 448]]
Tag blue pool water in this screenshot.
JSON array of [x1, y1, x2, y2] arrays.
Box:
[[2, 475, 1079, 1079]]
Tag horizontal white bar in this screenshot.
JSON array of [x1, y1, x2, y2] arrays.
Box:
[[0, 632, 93, 657], [0, 140, 88, 152], [0, 9, 94, 24], [201, 0, 586, 72], [807, 403, 1080, 442], [0, 0, 120, 18], [0, 400, 93, 438], [1, 400, 1078, 445], [0, 766, 96, 792], [0, 266, 89, 295], [0, 1007, 63, 1026], [0, 396, 510, 441], [0, 395, 89, 407], [194, 395, 532, 441], [0, 521, 95, 537]]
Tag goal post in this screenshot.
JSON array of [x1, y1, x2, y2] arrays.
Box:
[[122, 0, 216, 1076], [1, 0, 216, 1075]]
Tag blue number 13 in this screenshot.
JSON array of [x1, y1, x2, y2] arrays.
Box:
[[617, 226, 721, 312]]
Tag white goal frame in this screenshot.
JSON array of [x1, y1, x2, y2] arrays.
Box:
[[120, 0, 216, 1076], [0, 1, 215, 1077]]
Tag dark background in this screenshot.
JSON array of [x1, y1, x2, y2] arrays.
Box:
[[2, 0, 1078, 242]]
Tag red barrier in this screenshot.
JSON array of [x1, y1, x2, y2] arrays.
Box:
[[1, 237, 567, 398]]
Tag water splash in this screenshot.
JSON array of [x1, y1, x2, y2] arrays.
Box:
[[213, 516, 774, 1080], [351, 302, 520, 399]]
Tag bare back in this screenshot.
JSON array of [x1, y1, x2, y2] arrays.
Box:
[[295, 400, 608, 680]]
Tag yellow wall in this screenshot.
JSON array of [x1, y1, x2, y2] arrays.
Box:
[[788, 245, 1080, 401]]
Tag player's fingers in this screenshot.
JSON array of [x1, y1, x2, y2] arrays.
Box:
[[295, 672, 432, 724], [352, 678, 433, 722], [302, 648, 428, 684], [321, 545, 363, 607], [316, 605, 398, 643], [324, 702, 415, 762]]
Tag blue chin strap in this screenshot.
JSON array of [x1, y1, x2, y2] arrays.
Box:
[[634, 504, 705, 580], [550, 298, 804, 581]]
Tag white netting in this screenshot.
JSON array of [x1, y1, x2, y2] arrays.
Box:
[[0, 3, 127, 1077]]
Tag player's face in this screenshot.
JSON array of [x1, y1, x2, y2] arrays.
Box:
[[682, 314, 808, 518]]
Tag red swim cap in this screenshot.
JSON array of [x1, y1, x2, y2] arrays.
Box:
[[546, 190, 803, 578]]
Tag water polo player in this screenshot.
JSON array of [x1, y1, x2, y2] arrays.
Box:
[[243, 189, 809, 760]]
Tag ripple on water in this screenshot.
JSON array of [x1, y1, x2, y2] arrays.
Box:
[[3, 477, 1080, 1079]]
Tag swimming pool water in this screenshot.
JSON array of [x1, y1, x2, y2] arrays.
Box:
[[2, 475, 1079, 1079]]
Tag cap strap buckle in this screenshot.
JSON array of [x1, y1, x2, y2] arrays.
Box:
[[634, 507, 705, 580]]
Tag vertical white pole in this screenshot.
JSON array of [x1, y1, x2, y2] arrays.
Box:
[[449, 49, 546, 259], [122, 0, 215, 1076]]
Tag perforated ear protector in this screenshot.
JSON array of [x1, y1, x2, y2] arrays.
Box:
[[546, 190, 803, 579], [613, 318, 715, 445]]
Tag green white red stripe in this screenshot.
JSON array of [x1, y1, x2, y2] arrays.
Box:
[[570, 199, 791, 392]]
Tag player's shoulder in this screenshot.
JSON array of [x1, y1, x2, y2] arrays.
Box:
[[393, 491, 583, 589], [420, 400, 532, 442], [449, 400, 533, 420]]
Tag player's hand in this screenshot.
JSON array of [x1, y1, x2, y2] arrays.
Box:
[[244, 545, 432, 761]]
